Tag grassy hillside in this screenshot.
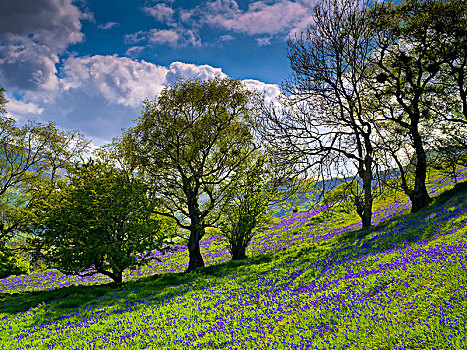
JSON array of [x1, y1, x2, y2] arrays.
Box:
[[0, 169, 467, 349]]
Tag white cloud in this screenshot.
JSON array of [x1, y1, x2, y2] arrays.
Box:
[[59, 57, 231, 109], [97, 21, 119, 30], [126, 28, 202, 48], [256, 37, 272, 46], [202, 0, 314, 38], [4, 53, 281, 145], [219, 34, 234, 42], [0, 0, 91, 92], [61, 55, 169, 107], [125, 46, 147, 56], [166, 62, 227, 82], [124, 31, 147, 45], [143, 3, 175, 23], [241, 79, 281, 104], [6, 98, 44, 121], [148, 29, 180, 46]]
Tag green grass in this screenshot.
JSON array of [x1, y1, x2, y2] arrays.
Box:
[[0, 174, 466, 349]]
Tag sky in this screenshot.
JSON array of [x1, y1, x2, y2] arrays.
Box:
[[0, 0, 316, 146]]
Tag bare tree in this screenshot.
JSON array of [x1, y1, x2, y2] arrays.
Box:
[[257, 0, 378, 228], [369, 0, 467, 212]]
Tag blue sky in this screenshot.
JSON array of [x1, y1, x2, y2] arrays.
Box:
[[0, 0, 315, 145]]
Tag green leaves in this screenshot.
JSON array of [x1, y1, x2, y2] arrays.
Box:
[[32, 158, 174, 285], [117, 77, 259, 270], [218, 155, 276, 260]]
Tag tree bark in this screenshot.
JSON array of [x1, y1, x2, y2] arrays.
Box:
[[186, 224, 205, 272], [113, 272, 123, 286], [409, 127, 431, 212], [185, 186, 206, 272], [231, 245, 247, 260], [362, 165, 373, 228]]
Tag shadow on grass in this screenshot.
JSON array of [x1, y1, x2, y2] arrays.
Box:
[[1, 180, 465, 326], [315, 180, 467, 278], [0, 252, 276, 326]]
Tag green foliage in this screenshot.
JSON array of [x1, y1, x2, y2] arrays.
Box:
[[0, 86, 7, 116], [31, 158, 174, 285], [0, 246, 30, 279], [321, 180, 364, 216], [119, 77, 259, 271], [323, 180, 359, 205], [218, 154, 276, 260], [0, 113, 89, 244]]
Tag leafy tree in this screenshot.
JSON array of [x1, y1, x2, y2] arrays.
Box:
[[218, 155, 275, 260], [31, 159, 173, 285], [430, 0, 467, 125], [0, 87, 89, 278], [257, 0, 378, 227], [0, 87, 7, 116], [431, 126, 467, 181], [118, 77, 258, 272], [321, 180, 365, 214]]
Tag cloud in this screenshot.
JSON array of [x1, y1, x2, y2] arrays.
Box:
[[4, 52, 280, 145], [124, 31, 147, 45], [148, 29, 180, 46], [0, 0, 91, 92], [60, 55, 169, 108], [125, 46, 147, 56], [166, 62, 227, 83], [219, 34, 234, 42], [256, 37, 272, 46], [241, 79, 281, 104], [143, 3, 175, 23], [6, 97, 44, 121], [202, 0, 314, 39], [97, 21, 119, 30], [127, 28, 202, 48]]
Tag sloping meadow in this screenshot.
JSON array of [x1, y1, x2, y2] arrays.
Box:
[[1, 170, 467, 349]]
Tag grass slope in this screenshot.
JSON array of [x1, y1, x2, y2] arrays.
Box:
[[0, 171, 467, 349]]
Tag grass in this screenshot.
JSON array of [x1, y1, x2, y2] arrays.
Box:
[[0, 169, 467, 349]]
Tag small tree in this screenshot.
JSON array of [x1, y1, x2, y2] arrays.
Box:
[[0, 87, 7, 115], [322, 180, 364, 214], [218, 155, 275, 260], [31, 159, 173, 285]]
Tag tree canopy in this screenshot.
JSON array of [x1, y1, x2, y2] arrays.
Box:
[[32, 158, 174, 285], [217, 153, 276, 260], [118, 77, 258, 272]]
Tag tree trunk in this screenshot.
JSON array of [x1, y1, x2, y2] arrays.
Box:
[[113, 272, 123, 286], [186, 225, 205, 272], [231, 245, 247, 260], [362, 155, 373, 228], [409, 127, 431, 213], [185, 189, 205, 272]]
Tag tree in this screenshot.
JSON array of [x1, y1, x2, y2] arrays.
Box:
[[257, 0, 378, 228], [369, 0, 467, 212], [431, 0, 467, 125], [31, 159, 173, 285], [0, 87, 7, 116], [119, 77, 258, 272], [218, 154, 275, 260], [0, 87, 89, 252], [322, 180, 363, 213]]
